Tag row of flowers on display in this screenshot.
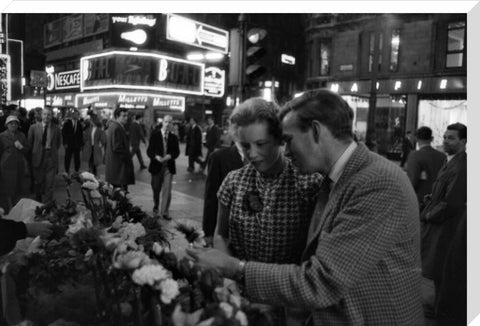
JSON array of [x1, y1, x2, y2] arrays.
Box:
[[7, 172, 271, 326]]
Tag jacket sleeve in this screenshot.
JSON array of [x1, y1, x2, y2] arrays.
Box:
[[111, 127, 128, 155], [169, 134, 180, 160], [0, 219, 27, 256], [146, 132, 157, 159], [202, 151, 223, 237], [244, 175, 417, 309]]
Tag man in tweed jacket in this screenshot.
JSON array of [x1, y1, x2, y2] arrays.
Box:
[[187, 89, 424, 325]]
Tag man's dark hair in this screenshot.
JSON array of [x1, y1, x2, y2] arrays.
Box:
[[447, 123, 467, 140], [280, 89, 354, 140], [113, 107, 128, 119], [135, 114, 143, 120], [415, 126, 433, 141]]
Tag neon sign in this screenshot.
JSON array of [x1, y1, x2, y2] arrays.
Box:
[[80, 50, 204, 95]]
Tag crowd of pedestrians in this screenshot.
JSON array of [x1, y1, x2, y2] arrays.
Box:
[[0, 89, 468, 325]]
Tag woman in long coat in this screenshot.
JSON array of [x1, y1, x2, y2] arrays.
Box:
[[0, 115, 30, 211]]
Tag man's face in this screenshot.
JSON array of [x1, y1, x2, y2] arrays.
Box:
[[42, 109, 52, 124], [163, 116, 173, 131], [281, 111, 322, 174], [237, 121, 281, 174], [72, 111, 79, 120], [117, 111, 128, 124], [443, 129, 465, 155]]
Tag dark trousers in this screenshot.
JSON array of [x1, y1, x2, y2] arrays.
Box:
[[89, 151, 97, 176], [65, 146, 81, 173], [151, 171, 165, 209], [33, 150, 56, 203], [188, 155, 203, 171], [131, 147, 145, 167]]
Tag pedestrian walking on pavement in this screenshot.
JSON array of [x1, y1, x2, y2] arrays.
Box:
[[147, 116, 180, 219], [0, 115, 30, 212], [28, 107, 62, 203], [129, 114, 147, 169], [420, 123, 467, 321], [185, 117, 204, 173], [105, 107, 134, 192], [203, 115, 222, 169], [62, 109, 84, 174], [82, 115, 106, 177]]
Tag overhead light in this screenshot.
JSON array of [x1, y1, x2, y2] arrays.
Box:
[[417, 80, 423, 90], [226, 96, 232, 106], [294, 92, 304, 98], [120, 29, 148, 45], [394, 81, 402, 90], [376, 82, 380, 90], [187, 53, 205, 61], [205, 52, 224, 61], [330, 83, 339, 93], [265, 81, 272, 87], [129, 47, 138, 51], [263, 88, 272, 101], [275, 81, 279, 88]]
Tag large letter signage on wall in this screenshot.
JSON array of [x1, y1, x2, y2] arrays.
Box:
[[80, 51, 204, 95], [166, 14, 229, 54]]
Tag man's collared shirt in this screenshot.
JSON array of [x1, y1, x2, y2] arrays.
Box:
[[328, 141, 358, 187]]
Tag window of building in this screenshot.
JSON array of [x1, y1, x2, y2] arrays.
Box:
[[446, 21, 465, 68], [317, 38, 331, 75], [390, 29, 400, 72], [378, 32, 383, 71], [368, 32, 375, 72], [307, 41, 314, 77]]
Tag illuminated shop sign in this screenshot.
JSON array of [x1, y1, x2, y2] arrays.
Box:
[[45, 93, 75, 107], [45, 68, 80, 91], [111, 15, 156, 48], [75, 92, 186, 112], [166, 14, 229, 54], [80, 51, 204, 95], [204, 67, 225, 97], [0, 54, 11, 104]]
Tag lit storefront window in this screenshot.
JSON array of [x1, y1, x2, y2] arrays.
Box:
[[446, 21, 465, 68], [317, 38, 331, 76], [390, 29, 400, 72], [417, 99, 467, 149], [374, 95, 407, 157]]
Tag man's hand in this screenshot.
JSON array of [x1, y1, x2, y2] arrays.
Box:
[[163, 154, 172, 161], [155, 155, 163, 162], [25, 222, 53, 239], [14, 140, 23, 150], [185, 246, 239, 279]]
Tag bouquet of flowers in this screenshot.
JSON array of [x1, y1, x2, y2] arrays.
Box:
[[5, 172, 272, 326]]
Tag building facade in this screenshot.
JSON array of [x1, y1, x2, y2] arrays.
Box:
[[304, 14, 466, 155]]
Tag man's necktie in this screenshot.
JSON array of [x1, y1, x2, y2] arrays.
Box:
[[307, 176, 333, 240], [42, 125, 48, 147]]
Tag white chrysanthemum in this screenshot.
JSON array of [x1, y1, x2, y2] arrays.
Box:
[[90, 190, 101, 198], [235, 311, 248, 326], [119, 222, 147, 241], [82, 181, 99, 190], [114, 250, 150, 270], [80, 171, 97, 182], [131, 264, 169, 286], [219, 302, 234, 318], [66, 213, 93, 235], [84, 248, 93, 261], [152, 242, 167, 255], [159, 278, 180, 304], [229, 293, 242, 309]]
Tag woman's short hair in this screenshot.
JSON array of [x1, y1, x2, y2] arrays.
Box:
[[280, 89, 354, 140], [229, 97, 282, 142]]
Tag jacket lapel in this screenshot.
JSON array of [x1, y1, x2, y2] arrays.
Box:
[[302, 144, 370, 260]]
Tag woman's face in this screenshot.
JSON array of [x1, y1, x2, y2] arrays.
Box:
[[7, 121, 18, 133], [236, 121, 282, 174]]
